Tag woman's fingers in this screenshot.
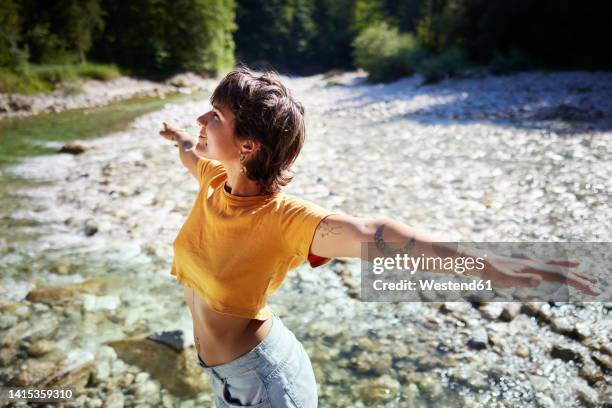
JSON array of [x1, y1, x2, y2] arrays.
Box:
[[520, 260, 601, 296], [526, 259, 599, 284], [569, 270, 598, 283], [566, 273, 601, 296], [545, 259, 580, 268]]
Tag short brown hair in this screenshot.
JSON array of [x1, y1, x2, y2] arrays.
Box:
[[210, 66, 305, 194]]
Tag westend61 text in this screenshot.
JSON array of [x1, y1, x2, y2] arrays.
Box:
[[373, 279, 493, 291], [372, 254, 487, 275]]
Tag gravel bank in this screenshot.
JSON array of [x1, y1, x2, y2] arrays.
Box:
[[0, 73, 220, 120]]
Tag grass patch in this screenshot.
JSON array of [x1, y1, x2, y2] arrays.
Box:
[[0, 63, 122, 94], [0, 90, 208, 166]]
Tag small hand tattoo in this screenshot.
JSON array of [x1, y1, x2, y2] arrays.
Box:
[[374, 224, 416, 257], [319, 219, 343, 238]]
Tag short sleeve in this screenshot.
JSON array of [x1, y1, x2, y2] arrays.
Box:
[[280, 196, 338, 268], [196, 158, 225, 188]]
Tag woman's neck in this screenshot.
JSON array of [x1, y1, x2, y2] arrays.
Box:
[[224, 176, 263, 197]]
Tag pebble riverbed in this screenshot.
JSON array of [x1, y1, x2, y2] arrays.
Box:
[[0, 70, 611, 407]]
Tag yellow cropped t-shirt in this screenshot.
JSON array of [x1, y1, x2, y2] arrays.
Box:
[[170, 158, 337, 320]]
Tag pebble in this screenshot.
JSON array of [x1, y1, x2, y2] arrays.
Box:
[[591, 351, 612, 370], [82, 294, 120, 311], [515, 345, 530, 358], [550, 317, 574, 335], [0, 346, 17, 365], [571, 379, 599, 407], [26, 339, 55, 357], [579, 362, 603, 384], [358, 374, 400, 404], [499, 303, 522, 321], [0, 314, 18, 329], [85, 220, 99, 236], [479, 303, 503, 320], [102, 392, 124, 408], [550, 344, 583, 363], [467, 328, 489, 350]]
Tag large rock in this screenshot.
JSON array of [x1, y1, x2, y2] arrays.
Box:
[[10, 351, 93, 390], [107, 336, 210, 397], [11, 361, 59, 387], [25, 277, 126, 304], [58, 142, 91, 155], [148, 330, 193, 351]]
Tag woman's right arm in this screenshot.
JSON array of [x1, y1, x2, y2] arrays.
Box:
[[159, 122, 200, 180]]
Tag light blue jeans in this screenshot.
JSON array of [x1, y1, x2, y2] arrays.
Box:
[[197, 312, 318, 407]]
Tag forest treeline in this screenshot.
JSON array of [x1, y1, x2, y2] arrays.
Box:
[[1, 0, 609, 88]]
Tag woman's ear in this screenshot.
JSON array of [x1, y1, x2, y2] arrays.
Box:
[[240, 140, 261, 157]]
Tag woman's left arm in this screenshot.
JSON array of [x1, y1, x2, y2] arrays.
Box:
[[310, 215, 600, 296]]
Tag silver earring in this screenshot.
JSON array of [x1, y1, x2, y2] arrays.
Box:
[[239, 153, 246, 173]]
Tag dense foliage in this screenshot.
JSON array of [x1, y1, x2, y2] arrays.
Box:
[[0, 0, 609, 84]]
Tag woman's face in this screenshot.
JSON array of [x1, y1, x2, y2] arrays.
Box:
[[195, 103, 239, 161]]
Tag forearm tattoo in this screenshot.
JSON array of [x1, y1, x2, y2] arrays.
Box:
[[318, 219, 343, 238], [180, 140, 194, 150], [374, 224, 416, 257]]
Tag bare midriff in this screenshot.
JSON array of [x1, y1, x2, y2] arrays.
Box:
[[183, 286, 273, 367]]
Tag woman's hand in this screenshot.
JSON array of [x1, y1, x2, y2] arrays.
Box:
[[159, 122, 189, 142], [159, 121, 199, 176], [479, 253, 600, 296]]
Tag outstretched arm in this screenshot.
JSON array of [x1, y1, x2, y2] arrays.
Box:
[[310, 215, 600, 295]]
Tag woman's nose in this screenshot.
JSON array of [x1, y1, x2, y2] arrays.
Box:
[[196, 114, 207, 127]]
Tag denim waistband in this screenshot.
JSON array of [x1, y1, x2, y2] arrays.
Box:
[[197, 311, 284, 378]]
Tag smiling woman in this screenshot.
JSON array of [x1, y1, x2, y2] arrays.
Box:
[[158, 66, 601, 408]]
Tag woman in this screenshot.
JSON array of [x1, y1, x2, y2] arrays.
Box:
[[159, 67, 599, 407]]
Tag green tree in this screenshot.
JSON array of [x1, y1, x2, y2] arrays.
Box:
[[63, 0, 105, 63], [235, 0, 319, 72], [350, 0, 386, 33], [0, 0, 28, 69], [165, 0, 237, 74], [92, 0, 236, 76], [309, 0, 354, 69], [18, 0, 104, 64], [416, 0, 464, 51], [383, 0, 422, 32]]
